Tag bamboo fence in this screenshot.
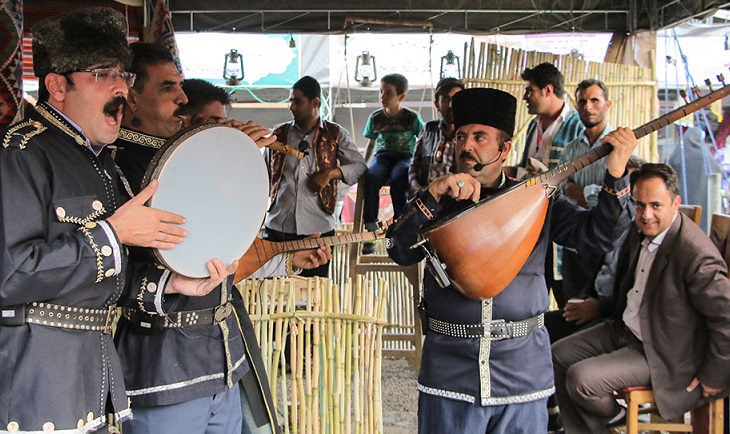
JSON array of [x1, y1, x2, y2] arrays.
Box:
[[329, 231, 419, 358], [236, 275, 388, 434], [462, 40, 659, 162]]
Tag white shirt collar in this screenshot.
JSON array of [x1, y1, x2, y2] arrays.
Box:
[[641, 212, 678, 252]]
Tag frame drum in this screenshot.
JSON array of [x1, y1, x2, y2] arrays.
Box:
[[142, 124, 269, 278]]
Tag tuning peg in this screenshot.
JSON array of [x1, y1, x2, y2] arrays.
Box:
[[691, 86, 701, 98], [705, 79, 714, 92], [718, 74, 726, 87], [679, 89, 689, 104]]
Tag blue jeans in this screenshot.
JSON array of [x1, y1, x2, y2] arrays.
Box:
[[124, 383, 242, 434], [364, 150, 411, 224], [418, 393, 548, 434]]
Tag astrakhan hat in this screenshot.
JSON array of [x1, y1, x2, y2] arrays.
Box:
[[452, 88, 517, 136], [32, 7, 132, 78]]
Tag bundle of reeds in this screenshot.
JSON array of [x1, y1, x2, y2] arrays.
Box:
[[236, 275, 388, 434]]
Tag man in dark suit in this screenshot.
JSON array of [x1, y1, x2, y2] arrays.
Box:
[[552, 163, 730, 434]]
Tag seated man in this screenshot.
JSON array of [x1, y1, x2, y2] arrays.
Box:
[[553, 163, 730, 434]]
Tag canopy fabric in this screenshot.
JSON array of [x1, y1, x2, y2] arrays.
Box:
[[166, 0, 729, 35]]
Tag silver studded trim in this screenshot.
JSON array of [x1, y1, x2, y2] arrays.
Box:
[[427, 313, 545, 340], [24, 302, 117, 333], [126, 373, 224, 396], [480, 387, 555, 406], [417, 384, 475, 404], [417, 384, 556, 407]]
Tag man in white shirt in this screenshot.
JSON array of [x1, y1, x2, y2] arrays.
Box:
[[518, 62, 584, 172]]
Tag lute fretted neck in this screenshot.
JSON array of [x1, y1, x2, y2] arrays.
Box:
[[536, 82, 730, 189], [269, 231, 383, 255]]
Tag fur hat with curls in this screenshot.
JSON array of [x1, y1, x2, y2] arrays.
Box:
[[32, 7, 132, 78]]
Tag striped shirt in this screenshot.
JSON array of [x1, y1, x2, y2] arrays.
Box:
[[558, 124, 614, 188]]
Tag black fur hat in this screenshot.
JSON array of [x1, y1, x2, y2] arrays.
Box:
[[32, 7, 132, 78], [452, 88, 517, 137]]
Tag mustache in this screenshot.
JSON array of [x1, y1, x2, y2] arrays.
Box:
[[173, 105, 185, 117], [104, 96, 127, 114], [459, 151, 477, 161]]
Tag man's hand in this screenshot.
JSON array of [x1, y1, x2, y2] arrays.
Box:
[[687, 377, 723, 398], [563, 298, 600, 326], [226, 119, 277, 149], [292, 233, 332, 270], [107, 180, 187, 249], [603, 127, 638, 178], [427, 173, 481, 203], [307, 168, 342, 193], [166, 258, 238, 297]]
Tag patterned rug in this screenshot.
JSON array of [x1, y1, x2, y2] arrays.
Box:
[[0, 0, 22, 129]]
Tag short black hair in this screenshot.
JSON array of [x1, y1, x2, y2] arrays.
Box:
[[434, 77, 464, 100], [179, 79, 231, 117], [521, 62, 566, 98], [630, 163, 680, 198], [576, 79, 609, 101], [292, 76, 321, 101], [129, 42, 175, 92], [381, 73, 409, 95]]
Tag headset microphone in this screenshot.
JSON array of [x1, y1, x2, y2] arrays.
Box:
[[472, 143, 505, 172]]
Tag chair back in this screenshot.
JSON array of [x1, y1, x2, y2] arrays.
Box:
[[679, 205, 703, 226], [710, 213, 730, 269]]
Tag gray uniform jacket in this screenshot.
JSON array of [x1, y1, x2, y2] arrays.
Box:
[[0, 103, 131, 433], [387, 171, 632, 408]]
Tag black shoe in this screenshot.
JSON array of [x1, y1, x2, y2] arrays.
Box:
[[547, 413, 564, 434], [361, 242, 376, 255], [605, 408, 627, 429]]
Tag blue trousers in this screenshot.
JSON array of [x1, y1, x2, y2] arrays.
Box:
[[124, 383, 242, 434], [418, 392, 548, 434], [364, 150, 411, 224]]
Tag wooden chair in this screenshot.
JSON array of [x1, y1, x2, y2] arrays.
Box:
[[348, 178, 423, 370], [612, 386, 724, 434], [679, 204, 702, 226]]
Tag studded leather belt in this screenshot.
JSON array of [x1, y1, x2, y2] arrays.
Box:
[[122, 303, 234, 333], [428, 313, 544, 340], [0, 302, 118, 334]]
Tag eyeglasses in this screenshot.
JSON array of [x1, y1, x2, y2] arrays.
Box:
[[74, 68, 137, 88], [298, 140, 310, 153]]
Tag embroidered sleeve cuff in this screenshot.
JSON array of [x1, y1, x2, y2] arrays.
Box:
[[132, 266, 173, 314], [79, 222, 119, 283], [601, 169, 631, 198], [98, 220, 122, 275], [415, 189, 442, 220], [155, 270, 171, 316]]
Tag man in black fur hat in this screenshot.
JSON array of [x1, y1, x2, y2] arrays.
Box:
[[0, 8, 237, 434], [385, 87, 638, 433]]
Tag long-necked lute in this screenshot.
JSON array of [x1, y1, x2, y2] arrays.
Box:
[[419, 79, 730, 300], [234, 228, 386, 283]]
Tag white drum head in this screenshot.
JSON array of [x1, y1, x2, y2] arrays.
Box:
[[146, 124, 269, 278]]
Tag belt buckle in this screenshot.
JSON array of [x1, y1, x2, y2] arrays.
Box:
[[485, 319, 507, 340], [214, 303, 233, 323], [103, 305, 119, 335]]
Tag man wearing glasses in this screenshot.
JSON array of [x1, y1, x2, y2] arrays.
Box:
[[265, 76, 367, 277], [0, 9, 237, 433]]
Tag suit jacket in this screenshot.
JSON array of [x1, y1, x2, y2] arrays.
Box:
[[613, 212, 730, 418]]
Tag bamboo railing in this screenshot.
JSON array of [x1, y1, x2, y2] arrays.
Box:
[[463, 40, 658, 163], [237, 276, 388, 434]]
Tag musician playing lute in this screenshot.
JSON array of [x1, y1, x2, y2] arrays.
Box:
[[385, 87, 638, 434]]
